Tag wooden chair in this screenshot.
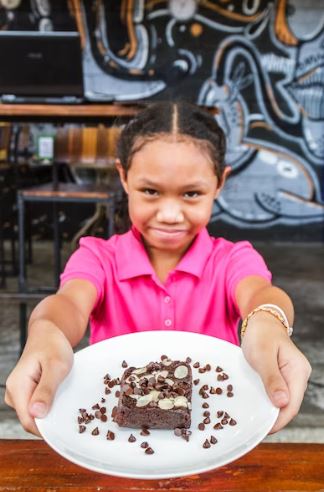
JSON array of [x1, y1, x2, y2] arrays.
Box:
[[17, 124, 121, 348]]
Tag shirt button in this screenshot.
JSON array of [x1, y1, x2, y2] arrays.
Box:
[[164, 319, 172, 327], [164, 296, 171, 303]]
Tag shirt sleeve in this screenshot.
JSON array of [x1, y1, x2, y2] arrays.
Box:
[[226, 241, 272, 314], [60, 237, 105, 309]]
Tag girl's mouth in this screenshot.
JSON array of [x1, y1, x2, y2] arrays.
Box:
[[150, 227, 188, 239]]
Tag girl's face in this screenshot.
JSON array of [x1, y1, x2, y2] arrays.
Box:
[[117, 137, 230, 258]]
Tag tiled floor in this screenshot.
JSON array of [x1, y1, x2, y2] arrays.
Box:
[[1, 239, 323, 441]]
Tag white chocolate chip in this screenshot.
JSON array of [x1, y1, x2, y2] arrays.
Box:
[[165, 378, 174, 386], [174, 365, 188, 379], [173, 396, 188, 408], [158, 398, 174, 410], [132, 367, 147, 375], [149, 390, 160, 402], [159, 370, 169, 379], [136, 394, 152, 407], [162, 358, 172, 366]]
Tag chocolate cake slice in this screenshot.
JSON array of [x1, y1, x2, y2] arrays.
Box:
[[113, 357, 192, 429]]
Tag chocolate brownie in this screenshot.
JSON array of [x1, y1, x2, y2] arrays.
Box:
[[113, 357, 192, 429]]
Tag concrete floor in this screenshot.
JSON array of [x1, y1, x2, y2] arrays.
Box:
[[0, 239, 323, 442]]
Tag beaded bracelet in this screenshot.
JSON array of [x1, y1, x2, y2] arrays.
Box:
[[241, 305, 293, 339]]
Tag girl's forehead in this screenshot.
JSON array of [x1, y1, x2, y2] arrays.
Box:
[[131, 134, 214, 163], [128, 137, 216, 181]]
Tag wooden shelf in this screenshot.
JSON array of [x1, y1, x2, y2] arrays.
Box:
[[0, 103, 139, 120]]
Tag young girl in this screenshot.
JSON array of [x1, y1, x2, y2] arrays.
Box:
[[5, 102, 311, 436]]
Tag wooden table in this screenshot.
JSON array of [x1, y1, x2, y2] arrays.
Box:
[[1, 440, 324, 491]]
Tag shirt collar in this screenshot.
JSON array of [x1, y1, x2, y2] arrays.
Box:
[[116, 226, 154, 280], [116, 226, 213, 281], [174, 227, 213, 278]]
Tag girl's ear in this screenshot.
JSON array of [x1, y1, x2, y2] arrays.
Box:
[[215, 165, 231, 198], [115, 159, 129, 194]]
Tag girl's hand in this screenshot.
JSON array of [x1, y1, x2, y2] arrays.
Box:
[[5, 322, 73, 436], [241, 313, 312, 434]]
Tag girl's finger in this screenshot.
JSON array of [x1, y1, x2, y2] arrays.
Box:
[[269, 359, 310, 433], [244, 345, 290, 408]]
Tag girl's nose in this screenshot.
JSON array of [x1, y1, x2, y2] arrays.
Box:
[[156, 201, 184, 223]]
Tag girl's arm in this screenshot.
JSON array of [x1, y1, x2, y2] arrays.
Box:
[[5, 279, 97, 436], [235, 275, 312, 434]]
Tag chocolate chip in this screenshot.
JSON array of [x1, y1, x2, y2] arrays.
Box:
[[174, 428, 182, 436], [202, 402, 209, 409], [145, 447, 154, 454], [79, 425, 86, 433], [105, 388, 111, 395], [203, 439, 211, 448], [100, 414, 108, 422], [202, 392, 209, 399], [203, 411, 210, 417], [140, 428, 150, 436], [216, 366, 223, 372], [227, 384, 233, 391], [193, 362, 200, 368], [101, 398, 106, 403], [210, 435, 218, 444], [221, 418, 229, 425], [198, 423, 205, 431], [92, 403, 100, 410], [94, 410, 101, 419], [213, 423, 223, 430], [128, 434, 136, 442], [203, 417, 211, 424], [193, 379, 200, 385], [92, 427, 99, 436], [115, 390, 121, 397], [227, 391, 234, 397], [215, 387, 222, 394], [106, 430, 115, 440], [217, 410, 224, 418], [140, 441, 149, 448], [205, 364, 211, 371], [77, 416, 84, 424], [229, 418, 237, 426], [122, 360, 128, 368], [198, 367, 206, 373], [186, 357, 192, 363]]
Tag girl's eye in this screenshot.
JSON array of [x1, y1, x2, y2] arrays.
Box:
[[142, 188, 158, 196], [184, 191, 200, 198]]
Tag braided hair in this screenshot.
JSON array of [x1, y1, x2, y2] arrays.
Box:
[[116, 101, 226, 181]]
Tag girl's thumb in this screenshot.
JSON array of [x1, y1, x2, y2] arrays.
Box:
[[29, 362, 69, 418], [248, 352, 289, 408]]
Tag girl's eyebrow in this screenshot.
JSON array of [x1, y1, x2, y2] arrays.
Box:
[[136, 178, 210, 190], [136, 178, 160, 187]]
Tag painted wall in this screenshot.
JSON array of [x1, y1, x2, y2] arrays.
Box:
[[78, 0, 324, 239]]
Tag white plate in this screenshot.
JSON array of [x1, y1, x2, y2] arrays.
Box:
[[36, 331, 278, 479]]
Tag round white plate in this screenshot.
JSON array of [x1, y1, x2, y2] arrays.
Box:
[[36, 331, 279, 479]]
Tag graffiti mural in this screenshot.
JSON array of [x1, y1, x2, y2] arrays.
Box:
[[78, 0, 324, 233]]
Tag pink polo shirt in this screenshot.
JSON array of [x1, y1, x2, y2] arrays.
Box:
[[60, 227, 272, 346]]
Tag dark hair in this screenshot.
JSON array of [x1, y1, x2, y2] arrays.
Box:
[[116, 101, 226, 181]]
